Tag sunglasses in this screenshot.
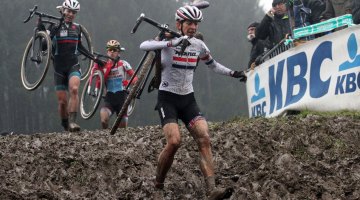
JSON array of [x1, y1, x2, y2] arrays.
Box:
[[107, 48, 120, 52]]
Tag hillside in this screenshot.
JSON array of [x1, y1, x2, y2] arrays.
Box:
[[0, 112, 359, 199]]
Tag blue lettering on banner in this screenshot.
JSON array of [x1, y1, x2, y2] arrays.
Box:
[[335, 72, 360, 94], [285, 52, 308, 107], [251, 101, 266, 117], [268, 42, 333, 114], [335, 33, 360, 95], [310, 41, 332, 98], [250, 73, 266, 117], [269, 61, 284, 114], [267, 41, 333, 114], [251, 74, 265, 103], [251, 31, 360, 117], [339, 33, 360, 71]]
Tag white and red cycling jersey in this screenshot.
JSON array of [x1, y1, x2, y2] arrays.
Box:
[[140, 37, 232, 95], [92, 59, 137, 93]]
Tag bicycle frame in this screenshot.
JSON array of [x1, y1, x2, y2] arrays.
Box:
[[126, 13, 183, 99], [24, 5, 63, 62]]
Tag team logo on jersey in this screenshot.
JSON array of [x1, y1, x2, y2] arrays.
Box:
[[174, 50, 197, 57], [162, 81, 169, 87]]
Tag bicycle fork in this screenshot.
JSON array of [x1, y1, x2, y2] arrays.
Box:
[[30, 26, 47, 63]]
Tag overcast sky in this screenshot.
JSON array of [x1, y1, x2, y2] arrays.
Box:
[[259, 0, 272, 12]]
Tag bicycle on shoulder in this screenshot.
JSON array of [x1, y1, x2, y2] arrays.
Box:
[[21, 5, 93, 91], [108, 12, 200, 134], [80, 51, 137, 121], [80, 52, 109, 120]]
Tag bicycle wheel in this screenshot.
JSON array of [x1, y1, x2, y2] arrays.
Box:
[[79, 25, 94, 81], [80, 70, 104, 119], [21, 31, 52, 91], [110, 51, 155, 135]]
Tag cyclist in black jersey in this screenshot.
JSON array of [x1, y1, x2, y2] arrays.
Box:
[[50, 0, 94, 132], [140, 5, 245, 199]]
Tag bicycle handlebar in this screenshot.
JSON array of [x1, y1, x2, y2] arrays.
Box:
[[24, 5, 62, 23], [131, 13, 145, 34], [93, 52, 116, 61], [131, 13, 181, 38], [24, 5, 38, 23]]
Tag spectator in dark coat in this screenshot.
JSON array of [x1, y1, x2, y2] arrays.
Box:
[[301, 0, 326, 24], [352, 0, 360, 24], [256, 0, 291, 47], [321, 0, 352, 20], [246, 22, 271, 69]]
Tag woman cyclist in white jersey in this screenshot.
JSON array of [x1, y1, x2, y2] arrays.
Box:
[[140, 5, 246, 199]]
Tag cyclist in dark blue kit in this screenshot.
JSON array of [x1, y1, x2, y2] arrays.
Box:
[[51, 0, 94, 132]]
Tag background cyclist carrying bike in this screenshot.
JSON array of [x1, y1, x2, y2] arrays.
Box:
[[140, 5, 246, 199], [50, 0, 95, 132], [91, 40, 138, 129]]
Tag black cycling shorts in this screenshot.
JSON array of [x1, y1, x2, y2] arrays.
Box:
[[156, 90, 204, 127], [103, 91, 128, 116], [53, 56, 81, 91]]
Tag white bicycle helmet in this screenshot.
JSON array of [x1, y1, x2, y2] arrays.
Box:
[[58, 0, 80, 12], [175, 5, 203, 22]]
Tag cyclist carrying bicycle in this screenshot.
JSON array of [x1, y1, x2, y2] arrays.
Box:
[[50, 0, 95, 132], [91, 40, 138, 129], [140, 5, 245, 199]]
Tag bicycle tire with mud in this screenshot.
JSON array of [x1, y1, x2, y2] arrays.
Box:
[[110, 51, 155, 135]]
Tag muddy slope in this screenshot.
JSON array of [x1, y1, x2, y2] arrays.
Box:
[[0, 114, 360, 199]]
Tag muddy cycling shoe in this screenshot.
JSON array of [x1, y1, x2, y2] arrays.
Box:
[[61, 119, 69, 131], [68, 122, 81, 132], [207, 187, 234, 200]]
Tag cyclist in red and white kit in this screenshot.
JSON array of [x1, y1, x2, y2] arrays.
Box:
[[140, 5, 245, 199], [91, 40, 138, 129]]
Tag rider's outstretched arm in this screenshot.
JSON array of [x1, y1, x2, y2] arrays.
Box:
[[201, 54, 232, 76], [204, 55, 247, 81]]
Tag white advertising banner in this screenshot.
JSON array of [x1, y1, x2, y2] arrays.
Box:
[[246, 25, 360, 118]]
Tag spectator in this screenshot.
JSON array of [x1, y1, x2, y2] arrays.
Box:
[[246, 22, 271, 69], [296, 0, 326, 25], [321, 0, 352, 20], [352, 0, 360, 24], [256, 0, 291, 47]]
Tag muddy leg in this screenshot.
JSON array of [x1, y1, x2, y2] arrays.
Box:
[[188, 119, 215, 177], [189, 119, 233, 199], [155, 122, 181, 189], [56, 91, 69, 131]]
